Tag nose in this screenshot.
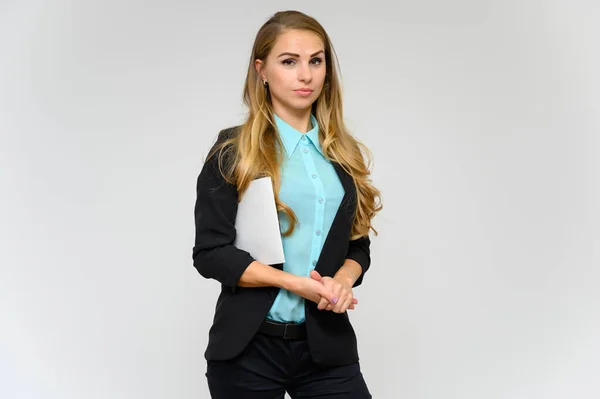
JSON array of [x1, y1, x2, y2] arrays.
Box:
[[297, 62, 312, 83]]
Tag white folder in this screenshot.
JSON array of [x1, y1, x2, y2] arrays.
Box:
[[234, 177, 286, 265]]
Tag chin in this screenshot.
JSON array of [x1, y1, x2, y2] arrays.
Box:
[[273, 95, 316, 113], [288, 99, 316, 111]]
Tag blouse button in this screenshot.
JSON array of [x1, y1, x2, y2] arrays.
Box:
[[303, 148, 309, 153], [311, 174, 317, 179], [316, 229, 321, 236]]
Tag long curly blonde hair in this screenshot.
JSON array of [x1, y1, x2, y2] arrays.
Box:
[[208, 10, 382, 240]]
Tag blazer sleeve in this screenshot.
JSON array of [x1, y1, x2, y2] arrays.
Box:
[[192, 128, 256, 292], [345, 235, 371, 287]]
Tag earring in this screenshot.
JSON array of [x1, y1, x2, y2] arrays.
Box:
[[263, 80, 268, 86]]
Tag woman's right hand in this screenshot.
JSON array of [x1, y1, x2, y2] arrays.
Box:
[[287, 276, 337, 307]]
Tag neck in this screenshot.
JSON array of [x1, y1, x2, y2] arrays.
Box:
[[272, 106, 312, 133]]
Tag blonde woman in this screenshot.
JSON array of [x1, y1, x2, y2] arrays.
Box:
[[192, 10, 382, 398]]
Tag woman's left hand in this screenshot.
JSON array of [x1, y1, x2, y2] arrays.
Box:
[[310, 270, 357, 313]]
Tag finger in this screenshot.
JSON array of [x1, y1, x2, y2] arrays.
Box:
[[326, 291, 340, 311], [346, 297, 358, 309], [336, 296, 353, 313], [329, 286, 352, 311], [317, 296, 329, 310], [334, 292, 353, 313], [343, 296, 354, 312], [327, 283, 343, 310], [319, 286, 337, 305], [309, 270, 322, 282], [333, 296, 345, 313], [330, 293, 343, 313], [333, 284, 343, 301]]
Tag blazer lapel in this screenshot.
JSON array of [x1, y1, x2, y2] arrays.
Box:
[[313, 162, 356, 275], [331, 162, 356, 218]]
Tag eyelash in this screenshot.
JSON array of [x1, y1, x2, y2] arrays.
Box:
[[282, 58, 323, 66]]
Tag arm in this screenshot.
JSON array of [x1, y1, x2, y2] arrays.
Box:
[[342, 235, 371, 287], [333, 258, 363, 287], [192, 131, 290, 290], [236, 260, 293, 288], [315, 257, 365, 313], [192, 129, 254, 292], [192, 129, 337, 305], [314, 235, 371, 312]]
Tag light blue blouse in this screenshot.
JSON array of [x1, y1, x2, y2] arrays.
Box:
[[266, 113, 345, 323]]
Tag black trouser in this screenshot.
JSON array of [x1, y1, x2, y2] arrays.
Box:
[[205, 330, 372, 398]]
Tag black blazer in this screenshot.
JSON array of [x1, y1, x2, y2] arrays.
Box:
[[192, 126, 371, 366]]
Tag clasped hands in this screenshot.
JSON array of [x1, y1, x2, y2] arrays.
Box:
[[291, 270, 358, 314]]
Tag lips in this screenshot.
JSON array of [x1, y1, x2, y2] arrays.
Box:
[[295, 89, 313, 93]]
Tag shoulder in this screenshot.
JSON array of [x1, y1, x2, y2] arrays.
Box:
[[206, 125, 242, 162], [202, 125, 242, 181], [216, 125, 242, 144]]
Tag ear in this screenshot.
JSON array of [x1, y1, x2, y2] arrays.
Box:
[[255, 59, 265, 81]]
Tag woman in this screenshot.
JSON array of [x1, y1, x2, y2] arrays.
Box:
[[192, 10, 382, 398]]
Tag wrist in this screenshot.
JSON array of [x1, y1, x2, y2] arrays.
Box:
[[335, 259, 362, 286], [333, 272, 354, 287], [280, 272, 300, 291]]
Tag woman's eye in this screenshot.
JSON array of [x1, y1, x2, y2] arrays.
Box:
[[281, 58, 323, 66]]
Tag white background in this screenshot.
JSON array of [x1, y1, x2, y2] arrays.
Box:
[[1, 1, 599, 398]]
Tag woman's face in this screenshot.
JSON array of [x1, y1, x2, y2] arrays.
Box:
[[256, 29, 327, 116]]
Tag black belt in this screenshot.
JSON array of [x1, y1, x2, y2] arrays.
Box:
[[258, 319, 306, 340]]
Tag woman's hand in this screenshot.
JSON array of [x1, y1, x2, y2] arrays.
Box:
[[286, 274, 338, 306], [310, 270, 358, 313]]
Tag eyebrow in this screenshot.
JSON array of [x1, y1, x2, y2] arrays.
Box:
[[277, 50, 324, 58]]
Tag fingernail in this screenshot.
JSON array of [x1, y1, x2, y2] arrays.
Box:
[[332, 297, 338, 304]]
